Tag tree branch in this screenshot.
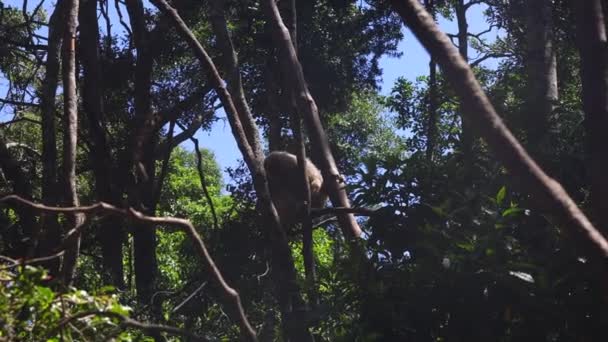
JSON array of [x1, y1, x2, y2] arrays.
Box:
[[0, 194, 256, 340], [54, 310, 208, 341], [390, 0, 608, 258], [262, 0, 362, 239]]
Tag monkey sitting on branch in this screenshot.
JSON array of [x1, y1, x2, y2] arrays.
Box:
[[263, 151, 328, 226]]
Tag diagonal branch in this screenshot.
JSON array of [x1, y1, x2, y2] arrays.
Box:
[[390, 0, 608, 258], [262, 0, 362, 239], [54, 310, 208, 341]]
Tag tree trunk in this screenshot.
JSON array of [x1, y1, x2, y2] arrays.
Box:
[[524, 0, 558, 157], [34, 0, 64, 272], [264, 59, 284, 151], [60, 0, 83, 285], [79, 0, 125, 288], [425, 0, 437, 162], [573, 0, 608, 233], [455, 0, 473, 177], [209, 0, 263, 154], [125, 0, 158, 301]]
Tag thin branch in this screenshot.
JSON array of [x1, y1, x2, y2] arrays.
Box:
[[0, 194, 257, 341], [0, 250, 65, 270], [114, 0, 133, 43], [152, 120, 175, 208], [0, 99, 40, 107], [464, 0, 484, 10], [54, 310, 208, 341], [311, 207, 380, 217], [172, 282, 207, 314], [190, 134, 220, 232], [470, 52, 511, 67], [6, 142, 41, 157], [0, 118, 42, 127], [390, 0, 608, 258]]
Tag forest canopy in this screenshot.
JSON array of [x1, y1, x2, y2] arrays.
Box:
[[0, 0, 607, 340]]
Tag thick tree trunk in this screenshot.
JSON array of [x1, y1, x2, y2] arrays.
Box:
[[34, 0, 64, 270], [79, 0, 125, 288], [525, 0, 558, 156], [573, 0, 608, 232], [60, 0, 83, 285], [125, 0, 158, 301]]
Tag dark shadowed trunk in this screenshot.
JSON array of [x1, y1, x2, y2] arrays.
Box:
[[525, 0, 557, 158], [573, 0, 608, 233], [60, 0, 84, 285], [0, 132, 35, 257], [425, 0, 437, 162], [35, 0, 64, 272], [125, 0, 158, 301], [79, 0, 125, 288], [455, 0, 473, 176], [264, 59, 284, 151]]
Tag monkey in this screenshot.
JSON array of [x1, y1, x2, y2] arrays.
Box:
[[263, 151, 328, 225]]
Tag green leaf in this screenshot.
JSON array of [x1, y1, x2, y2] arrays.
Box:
[[496, 186, 507, 206], [502, 207, 524, 218]]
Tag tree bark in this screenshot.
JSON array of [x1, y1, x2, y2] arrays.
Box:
[[79, 0, 125, 288], [264, 59, 284, 151], [425, 0, 437, 162], [455, 0, 473, 176], [125, 0, 158, 301], [34, 0, 64, 271], [390, 0, 608, 258], [263, 0, 362, 239], [208, 0, 263, 154], [573, 0, 608, 233], [60, 0, 83, 285], [525, 0, 558, 157]]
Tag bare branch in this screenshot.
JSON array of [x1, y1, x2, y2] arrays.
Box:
[[464, 0, 484, 10], [0, 118, 42, 127], [311, 207, 380, 217], [0, 98, 40, 107], [470, 52, 511, 67], [190, 135, 220, 231], [54, 310, 208, 341], [0, 250, 65, 270]]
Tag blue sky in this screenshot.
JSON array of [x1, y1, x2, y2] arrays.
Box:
[[1, 0, 501, 182]]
